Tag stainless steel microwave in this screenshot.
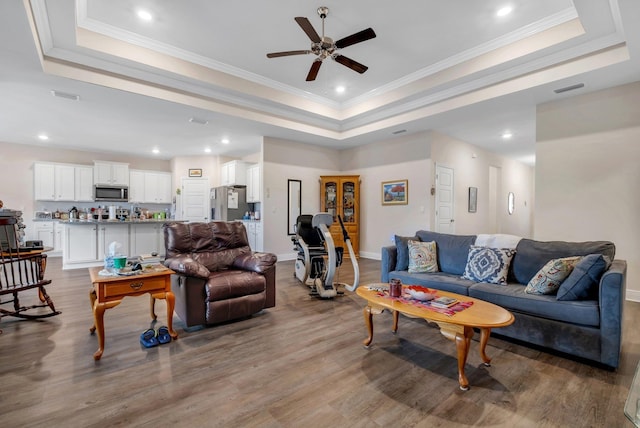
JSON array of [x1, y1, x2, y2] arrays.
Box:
[[94, 185, 129, 202]]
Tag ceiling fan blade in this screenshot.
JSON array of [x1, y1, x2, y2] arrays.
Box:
[[335, 28, 377, 49], [333, 55, 368, 74], [306, 60, 322, 81], [266, 50, 311, 58], [295, 17, 321, 43]]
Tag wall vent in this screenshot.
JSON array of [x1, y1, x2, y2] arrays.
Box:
[[554, 83, 585, 94], [50, 90, 80, 101]]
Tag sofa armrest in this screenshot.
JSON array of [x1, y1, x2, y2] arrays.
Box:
[[598, 259, 627, 368], [233, 252, 278, 274], [381, 245, 398, 283], [164, 255, 210, 280]]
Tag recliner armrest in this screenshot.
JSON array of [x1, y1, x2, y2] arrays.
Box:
[[233, 252, 278, 274], [164, 255, 210, 279]]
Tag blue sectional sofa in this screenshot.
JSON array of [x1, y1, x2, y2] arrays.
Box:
[[381, 230, 627, 368]]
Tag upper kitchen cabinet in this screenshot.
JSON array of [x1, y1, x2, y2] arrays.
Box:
[[220, 160, 248, 186], [246, 164, 261, 202], [130, 170, 172, 204], [34, 162, 75, 201], [75, 166, 94, 202], [94, 161, 129, 186]]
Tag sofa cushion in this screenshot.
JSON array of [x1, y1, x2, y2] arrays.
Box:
[[524, 256, 581, 295], [394, 235, 418, 271], [415, 230, 476, 275], [557, 254, 610, 301], [387, 270, 475, 296], [205, 270, 266, 302], [408, 240, 438, 273], [511, 239, 615, 285], [462, 246, 516, 285], [469, 282, 600, 327]]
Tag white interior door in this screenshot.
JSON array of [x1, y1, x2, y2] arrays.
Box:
[[435, 164, 455, 233], [180, 178, 210, 222]]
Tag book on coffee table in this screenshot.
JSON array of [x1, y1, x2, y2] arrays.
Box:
[[431, 296, 458, 308]]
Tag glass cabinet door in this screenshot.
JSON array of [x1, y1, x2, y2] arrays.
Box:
[[342, 180, 356, 223], [323, 181, 338, 221]]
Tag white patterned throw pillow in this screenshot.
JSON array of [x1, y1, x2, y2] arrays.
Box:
[[525, 256, 582, 295], [407, 240, 439, 273], [462, 246, 516, 285]]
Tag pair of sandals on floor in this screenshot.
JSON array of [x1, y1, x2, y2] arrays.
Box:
[[140, 326, 171, 348]]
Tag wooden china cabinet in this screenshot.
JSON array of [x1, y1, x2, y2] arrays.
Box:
[[320, 175, 360, 257]]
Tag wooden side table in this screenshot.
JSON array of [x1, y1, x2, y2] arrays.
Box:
[[88, 265, 177, 360]]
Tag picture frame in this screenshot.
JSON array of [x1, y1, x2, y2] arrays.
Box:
[[188, 168, 202, 177], [382, 180, 408, 205], [468, 187, 478, 213]]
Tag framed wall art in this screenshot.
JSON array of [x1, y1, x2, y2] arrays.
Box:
[[382, 180, 408, 205], [188, 168, 202, 177]]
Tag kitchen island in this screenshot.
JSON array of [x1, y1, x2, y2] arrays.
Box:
[[61, 219, 182, 270]]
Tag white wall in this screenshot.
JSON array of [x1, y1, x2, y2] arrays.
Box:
[[262, 137, 341, 259], [429, 131, 534, 237], [341, 132, 432, 258]]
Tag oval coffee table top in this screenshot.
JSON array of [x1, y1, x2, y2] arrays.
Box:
[[357, 283, 514, 328]]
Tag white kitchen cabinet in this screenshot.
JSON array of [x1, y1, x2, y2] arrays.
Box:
[[34, 163, 75, 201], [131, 223, 164, 256], [34, 221, 54, 248], [98, 223, 130, 260], [242, 220, 263, 252], [54, 222, 65, 253], [129, 170, 145, 203], [64, 224, 99, 264], [246, 164, 261, 202], [94, 161, 129, 186], [75, 166, 94, 201], [129, 170, 171, 203], [144, 172, 172, 203], [221, 160, 248, 186]]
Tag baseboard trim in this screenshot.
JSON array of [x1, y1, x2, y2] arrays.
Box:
[[626, 289, 640, 302]]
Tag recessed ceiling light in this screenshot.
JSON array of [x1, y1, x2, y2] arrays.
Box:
[[152, 148, 160, 154], [502, 131, 513, 140], [137, 10, 153, 21], [221, 138, 230, 145], [38, 134, 49, 141], [496, 6, 513, 17], [204, 147, 212, 153], [335, 85, 346, 94]]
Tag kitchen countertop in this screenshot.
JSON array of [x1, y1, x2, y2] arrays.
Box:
[[60, 219, 182, 224]]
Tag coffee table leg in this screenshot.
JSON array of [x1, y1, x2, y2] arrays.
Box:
[[479, 328, 492, 366], [392, 310, 399, 333], [455, 326, 474, 391], [89, 288, 97, 333], [363, 306, 374, 347]]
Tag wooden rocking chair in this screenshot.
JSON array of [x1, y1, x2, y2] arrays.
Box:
[[0, 218, 60, 331]]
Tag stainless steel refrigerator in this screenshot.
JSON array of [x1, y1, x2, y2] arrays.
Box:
[[211, 186, 248, 221]]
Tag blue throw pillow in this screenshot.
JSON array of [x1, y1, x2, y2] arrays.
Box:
[[395, 235, 418, 271], [556, 254, 609, 301], [462, 246, 516, 285]]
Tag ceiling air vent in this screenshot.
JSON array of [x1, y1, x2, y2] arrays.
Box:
[[189, 117, 209, 125], [392, 129, 407, 135], [50, 90, 80, 101], [554, 83, 584, 94]]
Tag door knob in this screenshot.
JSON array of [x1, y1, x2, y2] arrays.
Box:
[[450, 219, 455, 223]]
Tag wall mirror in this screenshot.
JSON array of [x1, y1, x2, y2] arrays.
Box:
[[287, 179, 302, 235], [508, 192, 515, 215]]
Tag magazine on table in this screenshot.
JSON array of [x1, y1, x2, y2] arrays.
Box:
[[430, 296, 458, 308]]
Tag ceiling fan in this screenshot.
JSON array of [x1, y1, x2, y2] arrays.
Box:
[[266, 6, 376, 81]]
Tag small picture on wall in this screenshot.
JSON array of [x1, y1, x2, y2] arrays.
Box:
[[382, 180, 408, 205], [468, 187, 478, 213], [189, 168, 202, 177]]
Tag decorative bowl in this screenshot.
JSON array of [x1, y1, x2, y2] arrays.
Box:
[[406, 285, 436, 301]]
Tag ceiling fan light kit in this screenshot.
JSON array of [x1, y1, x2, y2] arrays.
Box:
[[266, 6, 376, 81]]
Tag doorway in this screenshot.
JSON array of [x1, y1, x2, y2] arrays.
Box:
[[435, 164, 455, 233], [179, 178, 210, 222]]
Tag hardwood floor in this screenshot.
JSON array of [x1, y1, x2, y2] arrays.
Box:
[[1, 257, 638, 427]]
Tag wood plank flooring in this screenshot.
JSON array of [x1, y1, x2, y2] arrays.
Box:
[[0, 257, 638, 427]]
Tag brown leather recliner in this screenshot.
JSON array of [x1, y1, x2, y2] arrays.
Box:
[[163, 221, 277, 327]]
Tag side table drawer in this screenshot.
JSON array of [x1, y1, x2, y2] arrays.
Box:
[[102, 276, 166, 298]]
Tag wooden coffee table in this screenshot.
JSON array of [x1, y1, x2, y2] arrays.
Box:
[[88, 265, 178, 360], [356, 284, 514, 390]]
